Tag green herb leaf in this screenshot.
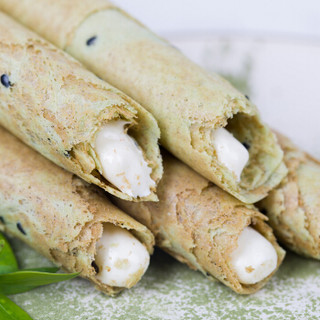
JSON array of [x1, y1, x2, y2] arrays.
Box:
[[0, 294, 32, 320], [0, 270, 79, 295], [21, 267, 59, 273], [0, 234, 18, 275]]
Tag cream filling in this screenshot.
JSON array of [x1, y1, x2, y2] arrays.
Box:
[[94, 223, 150, 288], [211, 127, 249, 181], [230, 227, 278, 284], [94, 120, 155, 197]]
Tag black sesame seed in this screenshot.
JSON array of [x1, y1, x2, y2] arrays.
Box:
[[86, 36, 97, 46], [245, 95, 250, 100], [0, 216, 4, 224], [64, 151, 70, 158], [91, 261, 99, 273], [1, 74, 12, 88], [17, 222, 26, 235], [260, 208, 268, 215], [242, 142, 250, 150]]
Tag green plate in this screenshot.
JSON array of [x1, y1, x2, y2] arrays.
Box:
[[9, 236, 320, 320]]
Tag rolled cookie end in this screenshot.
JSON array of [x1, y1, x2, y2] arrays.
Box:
[[94, 120, 155, 197], [94, 223, 150, 288], [230, 227, 277, 284], [211, 127, 249, 181]]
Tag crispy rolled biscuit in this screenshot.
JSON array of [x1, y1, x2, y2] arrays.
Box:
[[113, 152, 285, 294], [0, 126, 154, 295], [0, 0, 287, 204], [0, 12, 162, 202], [258, 133, 320, 259]]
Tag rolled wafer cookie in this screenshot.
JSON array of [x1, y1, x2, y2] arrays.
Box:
[[0, 0, 287, 204], [258, 133, 320, 259], [113, 152, 285, 294], [0, 11, 162, 202], [0, 126, 154, 295]]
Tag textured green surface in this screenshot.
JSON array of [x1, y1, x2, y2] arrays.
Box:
[[8, 236, 320, 320]]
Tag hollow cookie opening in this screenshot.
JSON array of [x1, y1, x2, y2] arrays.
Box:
[[213, 113, 284, 192], [229, 225, 278, 285], [92, 223, 150, 288], [70, 119, 157, 199]]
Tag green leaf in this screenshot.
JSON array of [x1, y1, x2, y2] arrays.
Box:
[[0, 294, 33, 320], [21, 267, 59, 273], [0, 270, 79, 295], [0, 234, 18, 275]]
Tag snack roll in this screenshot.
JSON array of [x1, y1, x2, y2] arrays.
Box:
[[258, 133, 320, 259], [113, 152, 285, 294], [0, 11, 162, 201], [0, 0, 287, 204], [0, 126, 154, 295]]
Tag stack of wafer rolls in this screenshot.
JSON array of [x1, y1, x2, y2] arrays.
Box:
[[258, 133, 320, 259], [0, 126, 154, 296], [1, 4, 320, 317], [0, 1, 286, 294], [0, 0, 288, 204], [0, 11, 162, 202], [113, 152, 285, 294]]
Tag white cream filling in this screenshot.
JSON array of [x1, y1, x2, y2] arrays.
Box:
[[94, 120, 155, 197], [211, 127, 249, 181], [230, 227, 278, 284], [94, 223, 150, 288]]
